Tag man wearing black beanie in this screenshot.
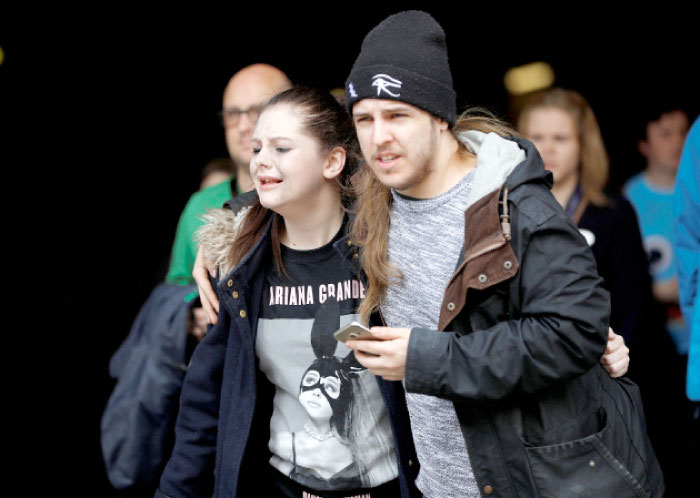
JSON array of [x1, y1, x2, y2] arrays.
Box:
[[344, 10, 664, 498]]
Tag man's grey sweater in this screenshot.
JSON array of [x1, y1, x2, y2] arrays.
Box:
[[381, 170, 480, 498]]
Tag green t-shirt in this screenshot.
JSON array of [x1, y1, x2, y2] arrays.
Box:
[[165, 178, 236, 286]]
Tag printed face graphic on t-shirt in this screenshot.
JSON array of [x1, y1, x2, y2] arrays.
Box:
[[298, 353, 355, 429], [299, 384, 333, 420], [300, 369, 341, 400], [299, 368, 341, 421], [259, 298, 367, 489], [255, 239, 398, 491]]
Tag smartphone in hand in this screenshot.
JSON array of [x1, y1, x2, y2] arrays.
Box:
[[334, 321, 378, 343]]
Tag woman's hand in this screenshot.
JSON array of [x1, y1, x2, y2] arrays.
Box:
[[600, 327, 630, 378]]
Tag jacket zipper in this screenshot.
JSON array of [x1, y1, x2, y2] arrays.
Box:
[[463, 239, 506, 266]]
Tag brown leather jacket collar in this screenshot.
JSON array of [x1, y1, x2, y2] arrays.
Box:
[[438, 186, 519, 330]]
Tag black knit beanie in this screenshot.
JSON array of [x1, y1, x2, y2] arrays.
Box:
[[345, 10, 456, 127]]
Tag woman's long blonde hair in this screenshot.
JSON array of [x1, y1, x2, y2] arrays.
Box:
[[517, 88, 610, 206], [351, 107, 518, 324]]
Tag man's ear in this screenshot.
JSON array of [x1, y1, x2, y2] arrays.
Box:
[[638, 139, 650, 159], [323, 146, 346, 180], [433, 116, 449, 133]]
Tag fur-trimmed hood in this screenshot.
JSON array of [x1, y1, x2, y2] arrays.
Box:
[[196, 205, 252, 280]]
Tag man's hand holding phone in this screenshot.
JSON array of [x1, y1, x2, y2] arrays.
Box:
[[342, 325, 412, 381]]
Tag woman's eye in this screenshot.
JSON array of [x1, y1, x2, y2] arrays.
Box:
[[276, 147, 290, 153], [321, 377, 340, 399], [252, 147, 261, 154], [302, 371, 319, 386]]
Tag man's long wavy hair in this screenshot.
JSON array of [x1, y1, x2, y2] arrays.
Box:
[[517, 88, 610, 206], [351, 107, 518, 323], [228, 87, 360, 274]]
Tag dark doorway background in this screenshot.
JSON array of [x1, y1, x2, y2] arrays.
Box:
[[2, 7, 697, 497]]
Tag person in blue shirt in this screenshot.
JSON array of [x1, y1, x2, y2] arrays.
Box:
[[625, 105, 697, 496], [673, 115, 700, 402], [624, 107, 690, 354]]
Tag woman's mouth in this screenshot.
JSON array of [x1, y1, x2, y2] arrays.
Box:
[[258, 177, 282, 189]]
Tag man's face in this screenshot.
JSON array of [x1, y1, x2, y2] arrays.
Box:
[[222, 74, 287, 168], [352, 99, 445, 197], [640, 110, 689, 175]]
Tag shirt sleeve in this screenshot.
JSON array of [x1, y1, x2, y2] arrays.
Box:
[[166, 194, 202, 286], [674, 118, 700, 323]]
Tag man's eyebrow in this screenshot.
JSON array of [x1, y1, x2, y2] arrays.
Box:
[[353, 106, 413, 118], [381, 105, 413, 113]]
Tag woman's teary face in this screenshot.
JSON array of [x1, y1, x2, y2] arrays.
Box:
[[250, 104, 333, 218]]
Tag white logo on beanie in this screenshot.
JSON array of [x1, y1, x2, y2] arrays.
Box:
[[372, 74, 402, 97], [348, 83, 358, 98]]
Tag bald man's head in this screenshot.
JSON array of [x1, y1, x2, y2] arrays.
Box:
[[222, 64, 291, 176]]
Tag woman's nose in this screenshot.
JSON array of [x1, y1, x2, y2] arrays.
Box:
[[253, 147, 272, 169]]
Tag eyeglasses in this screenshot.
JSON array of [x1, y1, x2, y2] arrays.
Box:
[[218, 105, 263, 127]]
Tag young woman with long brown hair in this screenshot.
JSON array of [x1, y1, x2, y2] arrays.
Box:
[[517, 88, 660, 353], [157, 87, 401, 498], [518, 87, 687, 495]]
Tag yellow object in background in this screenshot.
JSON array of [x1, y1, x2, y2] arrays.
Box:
[[504, 62, 555, 96]]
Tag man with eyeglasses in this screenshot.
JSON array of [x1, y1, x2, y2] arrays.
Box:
[[166, 63, 291, 292]]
